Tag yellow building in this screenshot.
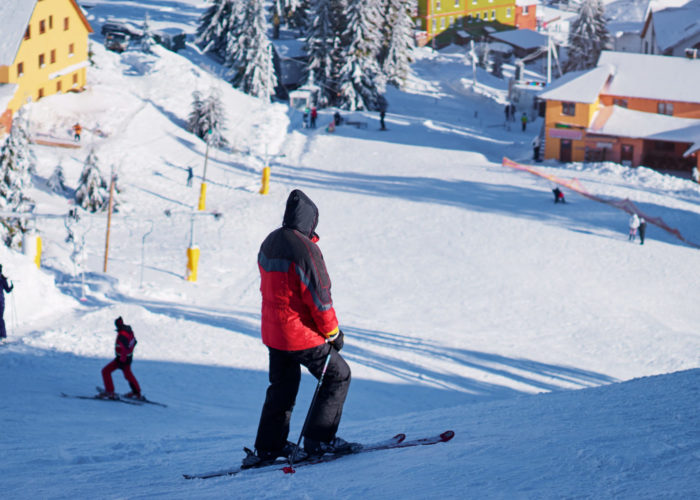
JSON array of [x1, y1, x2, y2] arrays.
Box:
[[0, 0, 93, 133]]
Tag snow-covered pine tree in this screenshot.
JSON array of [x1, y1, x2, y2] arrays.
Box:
[[563, 0, 611, 73], [141, 13, 156, 54], [226, 0, 277, 99], [47, 163, 68, 194], [282, 0, 310, 31], [196, 0, 235, 57], [75, 149, 109, 213], [381, 0, 415, 89], [304, 0, 339, 106], [0, 108, 35, 248], [187, 89, 229, 147], [335, 0, 384, 110]]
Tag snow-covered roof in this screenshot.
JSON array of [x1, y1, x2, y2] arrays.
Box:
[[515, 0, 539, 6], [271, 38, 306, 60], [645, 0, 700, 52], [589, 104, 700, 156], [489, 29, 548, 51], [538, 65, 612, 103], [598, 51, 700, 103], [0, 0, 93, 67], [0, 1, 36, 66], [0, 84, 18, 110]]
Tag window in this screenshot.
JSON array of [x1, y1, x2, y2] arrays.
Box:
[[51, 49, 56, 64], [613, 98, 628, 108], [472, 0, 477, 4], [49, 16, 53, 29], [416, 18, 422, 28], [17, 62, 24, 77], [450, 16, 454, 27], [436, 0, 441, 10], [562, 102, 576, 116], [72, 73, 78, 87], [455, 0, 460, 6], [482, 11, 487, 20], [64, 17, 69, 31], [523, 6, 529, 14], [657, 102, 673, 115], [653, 141, 674, 152], [57, 80, 62, 93], [441, 17, 445, 29], [432, 19, 437, 31], [40, 20, 46, 34], [24, 26, 31, 40], [506, 7, 511, 17], [492, 10, 496, 19], [39, 53, 45, 68], [38, 88, 44, 99], [68, 43, 75, 57]]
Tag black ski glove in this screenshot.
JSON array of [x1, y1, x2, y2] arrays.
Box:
[[328, 330, 344, 351]]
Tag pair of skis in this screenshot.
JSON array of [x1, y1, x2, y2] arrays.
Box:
[[60, 387, 167, 408], [183, 430, 454, 480]]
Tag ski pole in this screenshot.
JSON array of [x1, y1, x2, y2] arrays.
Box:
[[285, 348, 332, 472]]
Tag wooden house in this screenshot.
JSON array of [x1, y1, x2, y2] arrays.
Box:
[[0, 0, 93, 134], [538, 51, 700, 174]]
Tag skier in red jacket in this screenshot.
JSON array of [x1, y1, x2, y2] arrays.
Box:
[[243, 189, 353, 468], [99, 317, 142, 400]]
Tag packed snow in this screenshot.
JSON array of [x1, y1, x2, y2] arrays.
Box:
[[1, 1, 699, 498]]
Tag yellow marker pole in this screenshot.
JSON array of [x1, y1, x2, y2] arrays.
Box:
[[186, 246, 200, 282], [34, 236, 42, 268], [260, 166, 270, 195]]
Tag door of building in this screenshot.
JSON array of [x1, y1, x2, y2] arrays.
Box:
[[560, 139, 572, 162], [621, 144, 634, 166]]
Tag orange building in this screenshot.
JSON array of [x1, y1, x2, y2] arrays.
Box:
[[538, 51, 700, 173]]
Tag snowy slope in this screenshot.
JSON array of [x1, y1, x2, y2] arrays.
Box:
[[1, 1, 699, 498]]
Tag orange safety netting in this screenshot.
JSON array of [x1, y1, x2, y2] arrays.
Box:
[[502, 157, 700, 249]]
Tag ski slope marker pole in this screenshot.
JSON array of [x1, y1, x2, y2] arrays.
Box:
[[284, 349, 333, 474]]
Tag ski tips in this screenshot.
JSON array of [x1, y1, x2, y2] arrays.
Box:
[[282, 466, 296, 474], [440, 431, 455, 442]]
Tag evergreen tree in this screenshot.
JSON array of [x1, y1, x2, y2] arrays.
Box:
[[0, 108, 34, 248], [381, 0, 415, 89], [196, 0, 235, 57], [75, 149, 109, 213], [285, 0, 310, 32], [141, 13, 156, 53], [304, 0, 339, 106], [226, 0, 277, 99], [335, 0, 384, 110], [187, 89, 229, 147], [563, 0, 611, 73], [47, 163, 68, 194]]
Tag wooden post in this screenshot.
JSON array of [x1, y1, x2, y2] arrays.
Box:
[[103, 175, 116, 272]]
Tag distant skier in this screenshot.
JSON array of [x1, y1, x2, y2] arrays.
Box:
[[72, 122, 82, 142], [333, 111, 343, 126], [303, 107, 310, 129], [628, 213, 640, 241], [377, 95, 388, 130], [99, 317, 143, 400], [521, 112, 528, 132], [552, 187, 565, 204], [187, 166, 194, 187], [310, 107, 318, 128], [0, 265, 14, 340], [638, 217, 647, 245], [243, 189, 354, 469]]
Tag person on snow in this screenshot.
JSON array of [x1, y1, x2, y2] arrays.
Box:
[[310, 107, 318, 129], [0, 265, 14, 340], [243, 189, 353, 468], [628, 213, 640, 241], [72, 122, 82, 142], [532, 135, 541, 161], [552, 187, 565, 204], [377, 95, 388, 131], [638, 217, 647, 245], [521, 112, 528, 132], [187, 166, 194, 187], [100, 317, 142, 400], [302, 107, 310, 129]]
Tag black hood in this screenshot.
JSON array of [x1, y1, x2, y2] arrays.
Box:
[[282, 189, 318, 238]]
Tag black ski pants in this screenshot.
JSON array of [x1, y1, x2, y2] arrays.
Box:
[[254, 343, 351, 453]]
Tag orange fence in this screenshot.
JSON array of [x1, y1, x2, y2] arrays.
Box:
[[502, 157, 700, 249]]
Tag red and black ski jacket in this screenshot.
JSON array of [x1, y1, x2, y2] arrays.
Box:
[[115, 325, 137, 363], [258, 190, 339, 351]]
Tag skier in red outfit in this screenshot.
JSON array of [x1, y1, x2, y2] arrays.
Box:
[[100, 317, 142, 400]]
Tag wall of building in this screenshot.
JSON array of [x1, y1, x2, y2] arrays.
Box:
[[5, 0, 91, 113], [544, 99, 598, 162], [600, 95, 700, 119]]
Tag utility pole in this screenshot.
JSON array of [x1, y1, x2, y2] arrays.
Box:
[[198, 129, 212, 211], [103, 171, 116, 272]]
